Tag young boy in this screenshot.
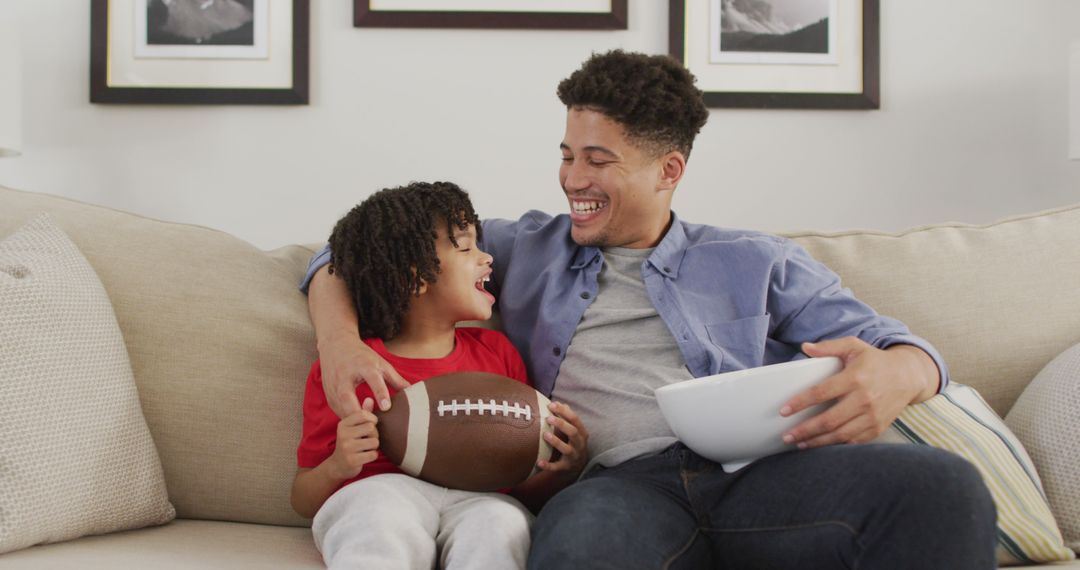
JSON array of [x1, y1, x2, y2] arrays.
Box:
[[290, 181, 588, 570]]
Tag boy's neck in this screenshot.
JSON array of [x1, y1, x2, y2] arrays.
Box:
[[383, 315, 458, 359]]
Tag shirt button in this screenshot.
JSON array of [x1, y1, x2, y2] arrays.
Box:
[[664, 266, 672, 272], [580, 291, 591, 300], [553, 346, 561, 356]]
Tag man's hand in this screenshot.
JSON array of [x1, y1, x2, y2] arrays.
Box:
[[536, 402, 589, 477], [308, 265, 409, 417], [321, 333, 409, 417], [779, 337, 940, 448]]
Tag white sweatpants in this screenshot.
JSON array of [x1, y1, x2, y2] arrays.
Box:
[[312, 474, 533, 570]]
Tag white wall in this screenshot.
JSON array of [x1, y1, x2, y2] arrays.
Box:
[[1, 1, 1078, 250]]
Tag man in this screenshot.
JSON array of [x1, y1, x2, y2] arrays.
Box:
[[303, 50, 997, 569]]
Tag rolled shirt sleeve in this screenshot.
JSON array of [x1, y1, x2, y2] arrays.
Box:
[[767, 239, 949, 392], [299, 243, 332, 294]]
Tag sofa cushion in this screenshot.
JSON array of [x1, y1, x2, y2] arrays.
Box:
[[788, 202, 1080, 417], [0, 186, 317, 527], [0, 520, 322, 569], [876, 383, 1074, 565], [1007, 342, 1080, 553], [0, 215, 176, 554]]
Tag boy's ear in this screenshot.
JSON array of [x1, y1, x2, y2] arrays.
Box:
[[409, 265, 428, 296]]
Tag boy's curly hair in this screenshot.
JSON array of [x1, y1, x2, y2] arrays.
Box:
[[327, 181, 482, 340], [556, 49, 709, 159]]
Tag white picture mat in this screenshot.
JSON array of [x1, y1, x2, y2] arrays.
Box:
[[134, 0, 269, 60], [1070, 42, 1080, 160], [370, 0, 612, 13], [0, 18, 21, 155], [710, 0, 838, 65], [108, 0, 291, 89], [685, 0, 861, 94]]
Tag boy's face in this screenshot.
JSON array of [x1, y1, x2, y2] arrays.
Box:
[[559, 107, 674, 249], [423, 223, 495, 323]]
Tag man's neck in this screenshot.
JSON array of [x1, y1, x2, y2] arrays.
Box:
[[383, 313, 457, 359]]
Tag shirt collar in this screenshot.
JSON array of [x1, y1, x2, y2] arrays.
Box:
[[647, 210, 687, 279], [570, 245, 601, 269]]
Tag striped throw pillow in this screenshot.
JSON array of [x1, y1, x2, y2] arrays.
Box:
[[875, 383, 1075, 566]]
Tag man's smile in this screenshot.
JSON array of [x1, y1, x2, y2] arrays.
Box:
[[570, 198, 608, 224]]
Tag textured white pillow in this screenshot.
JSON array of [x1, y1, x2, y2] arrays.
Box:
[[1006, 342, 1080, 554], [0, 215, 175, 554]]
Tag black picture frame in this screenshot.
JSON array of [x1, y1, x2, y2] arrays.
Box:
[[668, 0, 879, 110], [354, 0, 628, 30], [90, 0, 309, 105]]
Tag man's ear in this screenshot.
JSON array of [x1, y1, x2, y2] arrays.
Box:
[[657, 151, 686, 192]]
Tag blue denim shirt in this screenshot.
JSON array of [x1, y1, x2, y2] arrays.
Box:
[[302, 210, 947, 397]]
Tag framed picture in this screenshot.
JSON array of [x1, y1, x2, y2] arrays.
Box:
[[354, 0, 628, 30], [1070, 42, 1080, 159], [669, 0, 879, 109], [90, 0, 309, 105]]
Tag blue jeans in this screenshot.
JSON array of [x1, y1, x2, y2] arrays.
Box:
[[529, 443, 997, 570]]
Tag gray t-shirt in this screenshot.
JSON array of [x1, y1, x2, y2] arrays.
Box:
[[551, 246, 693, 472]]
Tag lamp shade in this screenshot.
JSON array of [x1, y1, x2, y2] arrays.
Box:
[[0, 15, 22, 157]]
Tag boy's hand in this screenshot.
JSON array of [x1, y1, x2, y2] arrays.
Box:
[[509, 402, 590, 513], [536, 402, 589, 478], [327, 398, 380, 480]]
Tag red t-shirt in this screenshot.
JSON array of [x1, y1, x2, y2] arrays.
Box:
[[296, 327, 530, 490]]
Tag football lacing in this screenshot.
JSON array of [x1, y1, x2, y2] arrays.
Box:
[[436, 399, 533, 421]]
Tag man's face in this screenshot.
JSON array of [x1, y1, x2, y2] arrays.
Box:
[[559, 107, 672, 249]]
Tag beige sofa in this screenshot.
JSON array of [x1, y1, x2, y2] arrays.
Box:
[[1, 185, 1077, 569]]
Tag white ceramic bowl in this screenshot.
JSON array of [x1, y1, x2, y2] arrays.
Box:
[[655, 356, 843, 472]]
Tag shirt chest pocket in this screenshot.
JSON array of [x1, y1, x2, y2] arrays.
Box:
[[705, 314, 771, 372]]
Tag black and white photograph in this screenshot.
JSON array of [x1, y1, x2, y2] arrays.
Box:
[[136, 0, 268, 59], [711, 0, 837, 65], [91, 0, 308, 104], [671, 0, 878, 109]]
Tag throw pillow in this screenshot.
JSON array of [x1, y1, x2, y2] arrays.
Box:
[[876, 382, 1075, 566], [0, 215, 175, 554], [1006, 342, 1080, 554]]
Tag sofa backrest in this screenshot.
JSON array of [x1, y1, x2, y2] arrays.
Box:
[[1, 186, 316, 528], [4, 185, 1079, 527], [787, 203, 1080, 416]]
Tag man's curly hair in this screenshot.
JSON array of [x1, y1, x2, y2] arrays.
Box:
[[327, 181, 482, 340], [557, 49, 708, 159]]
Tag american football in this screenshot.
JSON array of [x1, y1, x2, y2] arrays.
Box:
[[376, 371, 556, 492]]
